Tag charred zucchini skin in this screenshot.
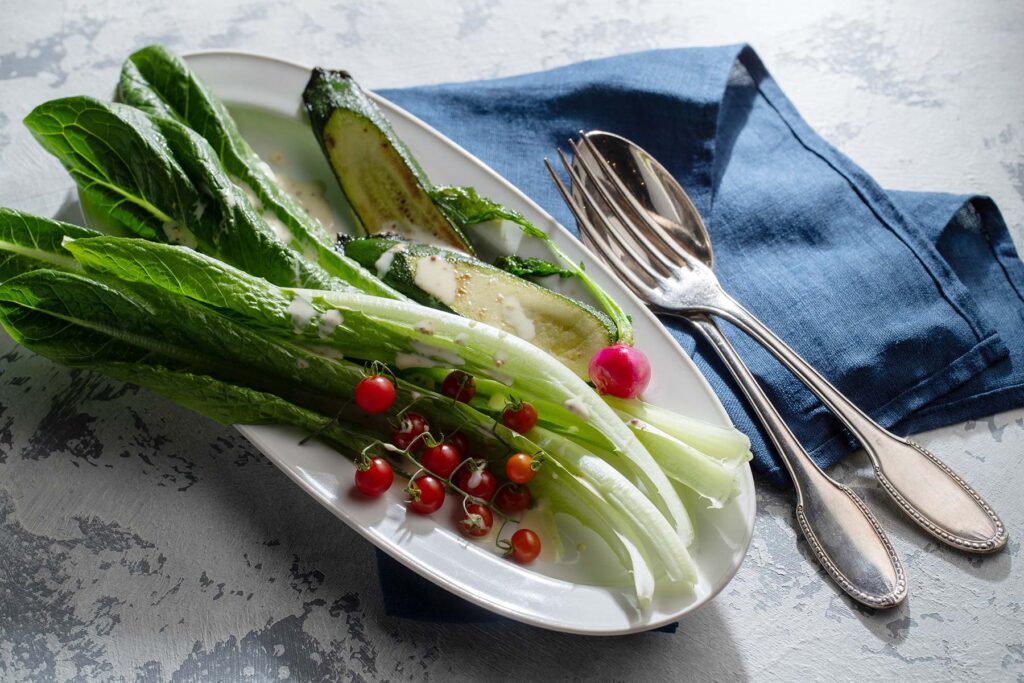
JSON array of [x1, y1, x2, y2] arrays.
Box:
[[344, 237, 616, 377], [302, 68, 474, 253]]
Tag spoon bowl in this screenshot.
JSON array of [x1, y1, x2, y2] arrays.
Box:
[[567, 130, 1007, 556], [582, 131, 715, 269]]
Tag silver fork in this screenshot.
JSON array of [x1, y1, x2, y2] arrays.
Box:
[[546, 134, 1006, 556], [546, 140, 918, 607]]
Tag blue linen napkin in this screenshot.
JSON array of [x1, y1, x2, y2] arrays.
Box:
[[372, 45, 1024, 622]]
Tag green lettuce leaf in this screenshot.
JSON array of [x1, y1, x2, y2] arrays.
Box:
[[0, 208, 98, 281], [494, 254, 576, 279], [24, 96, 352, 292], [118, 45, 401, 299], [0, 224, 707, 598], [24, 97, 195, 242]]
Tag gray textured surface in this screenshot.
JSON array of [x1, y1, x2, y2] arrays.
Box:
[[1, 1, 1022, 681]]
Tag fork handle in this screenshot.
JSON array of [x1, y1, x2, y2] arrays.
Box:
[[686, 314, 906, 608], [712, 296, 1007, 553]]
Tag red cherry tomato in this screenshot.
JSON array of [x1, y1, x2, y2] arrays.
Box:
[[420, 442, 461, 479], [459, 503, 493, 537], [456, 462, 497, 500], [505, 453, 535, 484], [495, 484, 531, 514], [510, 528, 541, 563], [447, 432, 471, 460], [407, 475, 445, 515], [588, 343, 651, 399], [391, 413, 429, 452], [502, 401, 538, 434], [354, 457, 393, 497], [441, 370, 476, 403], [355, 375, 396, 413]]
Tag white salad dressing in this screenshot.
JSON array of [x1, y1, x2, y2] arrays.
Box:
[[264, 213, 294, 244], [414, 320, 435, 335], [454, 333, 469, 346], [486, 218, 525, 256], [317, 309, 344, 338], [257, 160, 277, 181], [500, 295, 535, 341], [410, 341, 464, 366], [231, 170, 330, 244], [287, 295, 317, 334], [161, 222, 198, 249], [276, 174, 337, 234], [374, 243, 405, 277], [395, 353, 437, 369], [563, 396, 591, 420], [378, 219, 443, 246], [232, 178, 263, 212], [298, 343, 344, 360], [413, 255, 457, 305]]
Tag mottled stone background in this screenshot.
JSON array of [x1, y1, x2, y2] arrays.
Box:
[[1, 1, 1022, 681]]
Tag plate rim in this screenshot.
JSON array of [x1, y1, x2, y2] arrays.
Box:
[[180, 49, 756, 635]]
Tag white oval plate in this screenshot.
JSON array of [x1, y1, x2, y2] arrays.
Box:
[[180, 51, 755, 635]]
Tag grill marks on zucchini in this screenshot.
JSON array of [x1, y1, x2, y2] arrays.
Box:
[[302, 66, 624, 377], [302, 68, 473, 253], [344, 238, 615, 377]]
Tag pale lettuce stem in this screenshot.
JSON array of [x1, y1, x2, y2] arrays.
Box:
[[605, 396, 752, 466]]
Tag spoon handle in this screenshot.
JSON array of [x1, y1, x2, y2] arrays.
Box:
[[687, 314, 906, 608], [716, 297, 1007, 553]]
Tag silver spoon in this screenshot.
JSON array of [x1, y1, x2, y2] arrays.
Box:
[[550, 140, 907, 608], [569, 131, 1006, 555]]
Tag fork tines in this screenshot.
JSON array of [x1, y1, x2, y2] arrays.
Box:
[[544, 136, 672, 295]]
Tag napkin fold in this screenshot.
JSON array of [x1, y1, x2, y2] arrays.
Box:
[[372, 45, 1023, 622]]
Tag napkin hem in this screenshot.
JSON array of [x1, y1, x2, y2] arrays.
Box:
[[756, 330, 1006, 479], [897, 195, 1024, 431], [976, 196, 1024, 301], [850, 332, 1006, 425], [905, 381, 1024, 429]]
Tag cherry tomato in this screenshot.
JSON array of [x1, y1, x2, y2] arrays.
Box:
[[391, 413, 429, 452], [354, 457, 393, 497], [407, 475, 445, 515], [459, 503, 493, 537], [455, 461, 497, 500], [588, 343, 651, 399], [441, 370, 476, 403], [447, 432, 471, 460], [505, 453, 536, 484], [502, 401, 538, 434], [355, 375, 396, 413], [495, 484, 531, 514], [510, 528, 541, 564], [420, 442, 461, 479]]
